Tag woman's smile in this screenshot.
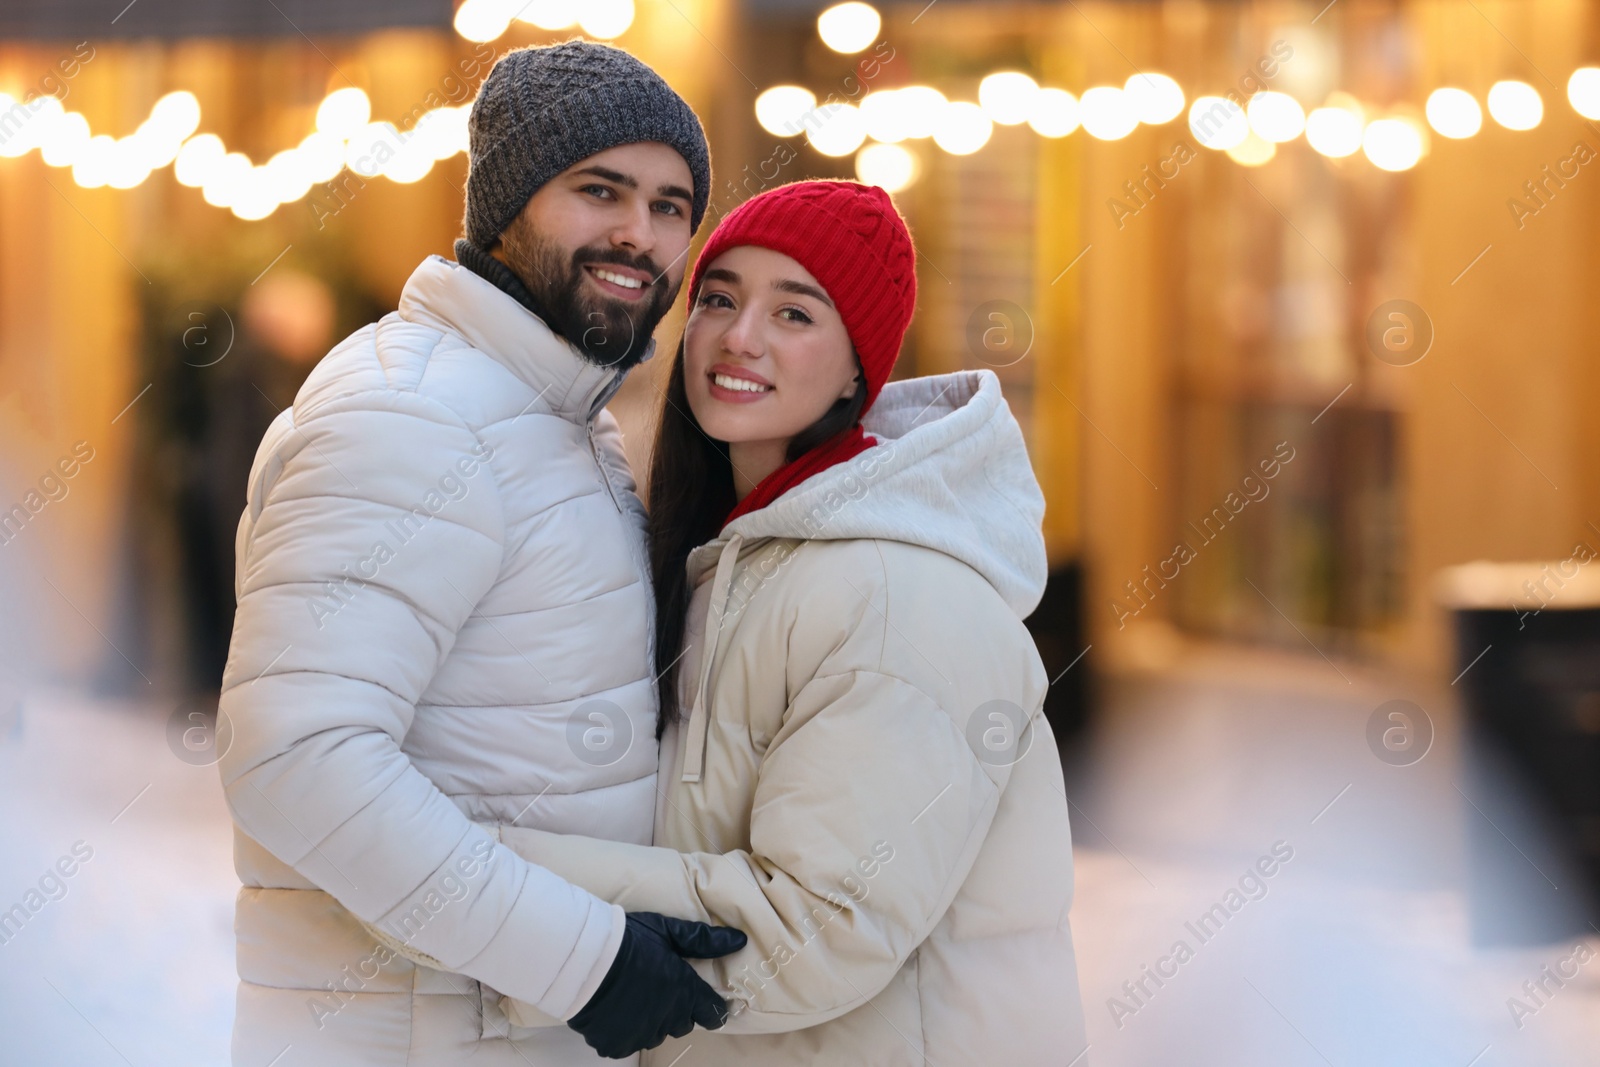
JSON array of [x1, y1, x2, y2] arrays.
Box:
[[707, 363, 775, 403]]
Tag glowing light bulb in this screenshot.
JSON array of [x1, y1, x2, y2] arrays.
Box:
[[12, 95, 69, 159], [345, 122, 401, 178], [755, 86, 818, 138], [1189, 95, 1248, 150], [454, 0, 512, 42], [149, 90, 201, 142], [382, 135, 435, 183], [231, 168, 280, 220], [72, 134, 117, 188], [106, 137, 153, 188], [860, 90, 910, 143], [579, 0, 634, 38], [266, 148, 314, 202], [0, 93, 43, 157], [1080, 86, 1137, 140], [817, 2, 881, 55], [855, 142, 917, 192], [519, 0, 579, 29], [806, 102, 866, 157], [1487, 80, 1541, 130], [317, 87, 371, 140], [893, 86, 947, 140], [174, 133, 226, 187], [422, 106, 470, 159], [1569, 68, 1600, 119], [1125, 73, 1184, 125], [1363, 118, 1425, 171], [1305, 106, 1363, 157], [1247, 91, 1305, 142], [41, 110, 91, 167], [1027, 88, 1079, 138], [297, 130, 347, 181], [979, 72, 1040, 126], [1425, 88, 1482, 139], [201, 151, 253, 208], [131, 117, 185, 169], [932, 101, 993, 155]]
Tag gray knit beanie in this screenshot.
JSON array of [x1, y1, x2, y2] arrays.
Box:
[[462, 40, 712, 249]]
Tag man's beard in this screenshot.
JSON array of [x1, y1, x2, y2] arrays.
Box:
[[499, 219, 676, 371]]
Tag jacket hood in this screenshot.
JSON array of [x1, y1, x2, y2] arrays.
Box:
[[708, 369, 1048, 619]]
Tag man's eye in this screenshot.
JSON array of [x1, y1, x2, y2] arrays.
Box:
[[654, 201, 683, 216], [582, 185, 615, 199]]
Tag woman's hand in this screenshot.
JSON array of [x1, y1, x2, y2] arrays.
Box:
[[566, 911, 748, 1058]]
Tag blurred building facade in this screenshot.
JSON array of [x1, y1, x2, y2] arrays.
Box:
[[0, 0, 1596, 699]]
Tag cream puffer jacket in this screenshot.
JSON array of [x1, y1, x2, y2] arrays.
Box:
[[218, 255, 661, 1066], [498, 369, 1086, 1065]]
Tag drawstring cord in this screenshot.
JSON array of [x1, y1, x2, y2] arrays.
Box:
[[680, 534, 744, 783]]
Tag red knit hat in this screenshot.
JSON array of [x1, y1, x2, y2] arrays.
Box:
[[688, 180, 917, 412]]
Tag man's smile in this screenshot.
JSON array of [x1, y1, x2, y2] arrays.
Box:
[[584, 263, 653, 301]]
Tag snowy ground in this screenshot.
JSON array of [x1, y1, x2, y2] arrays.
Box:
[[1064, 642, 1600, 1067], [1, 641, 1596, 1066], [0, 690, 237, 1066]]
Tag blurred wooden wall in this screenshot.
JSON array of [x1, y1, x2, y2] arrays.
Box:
[[0, 38, 141, 690], [1047, 0, 1600, 675], [1408, 0, 1600, 666]]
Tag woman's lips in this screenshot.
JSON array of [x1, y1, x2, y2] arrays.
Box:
[[707, 369, 774, 404]]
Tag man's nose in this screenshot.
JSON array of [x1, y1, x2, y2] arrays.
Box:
[[608, 200, 656, 255]]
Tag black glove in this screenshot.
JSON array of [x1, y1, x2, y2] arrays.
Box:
[[566, 911, 748, 1059]]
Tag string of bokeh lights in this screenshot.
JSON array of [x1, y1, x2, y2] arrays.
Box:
[[2, 0, 1598, 219], [792, 2, 1600, 191]]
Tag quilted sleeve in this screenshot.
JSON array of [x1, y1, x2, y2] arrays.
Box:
[[499, 668, 1004, 1032], [218, 389, 623, 1019]]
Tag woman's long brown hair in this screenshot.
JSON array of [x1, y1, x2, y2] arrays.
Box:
[[646, 335, 866, 738]]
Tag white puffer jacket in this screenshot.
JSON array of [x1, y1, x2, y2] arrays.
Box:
[[218, 254, 660, 1066], [499, 370, 1087, 1065]]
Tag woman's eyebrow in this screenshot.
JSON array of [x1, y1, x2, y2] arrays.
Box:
[[773, 278, 833, 308], [701, 268, 834, 309]]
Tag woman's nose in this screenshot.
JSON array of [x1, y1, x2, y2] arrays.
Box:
[[720, 311, 763, 359]]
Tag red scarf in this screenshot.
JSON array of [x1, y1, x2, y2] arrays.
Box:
[[722, 425, 875, 527]]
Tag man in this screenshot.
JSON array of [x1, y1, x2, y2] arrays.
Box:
[[219, 41, 742, 1066]]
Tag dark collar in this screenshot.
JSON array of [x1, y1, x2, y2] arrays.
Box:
[[453, 238, 555, 325], [449, 238, 659, 384]]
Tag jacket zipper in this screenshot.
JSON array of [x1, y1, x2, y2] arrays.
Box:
[[588, 422, 623, 513]]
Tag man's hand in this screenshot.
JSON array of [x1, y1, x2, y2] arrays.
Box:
[[566, 911, 748, 1059]]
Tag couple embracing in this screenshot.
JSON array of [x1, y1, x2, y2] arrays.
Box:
[[219, 39, 1085, 1066]]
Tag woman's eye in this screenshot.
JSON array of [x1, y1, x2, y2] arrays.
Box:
[[697, 292, 733, 309], [779, 307, 814, 325]]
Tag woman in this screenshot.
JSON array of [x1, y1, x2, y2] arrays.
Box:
[[459, 180, 1081, 1062]]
